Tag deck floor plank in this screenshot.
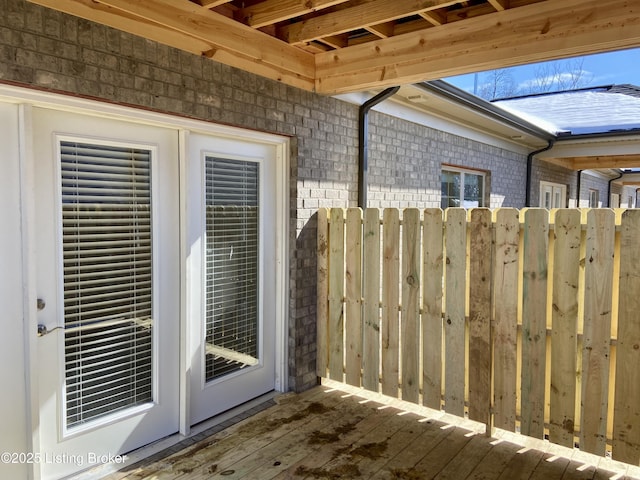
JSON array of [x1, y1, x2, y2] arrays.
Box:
[[104, 383, 640, 480]]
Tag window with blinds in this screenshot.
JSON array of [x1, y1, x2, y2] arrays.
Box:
[[60, 141, 154, 429], [204, 157, 260, 382]]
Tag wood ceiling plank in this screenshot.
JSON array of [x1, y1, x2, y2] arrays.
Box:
[[237, 0, 349, 29], [28, 0, 315, 90], [279, 0, 460, 44], [315, 0, 640, 94]]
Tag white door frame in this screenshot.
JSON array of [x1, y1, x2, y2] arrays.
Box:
[[4, 84, 289, 479]]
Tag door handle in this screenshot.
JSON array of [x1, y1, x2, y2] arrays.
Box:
[[37, 324, 64, 337]]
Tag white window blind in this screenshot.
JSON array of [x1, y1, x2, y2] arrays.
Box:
[[205, 157, 260, 381], [60, 141, 153, 428]]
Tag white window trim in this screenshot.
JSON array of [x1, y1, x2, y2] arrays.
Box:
[[441, 165, 486, 208], [589, 189, 600, 208]]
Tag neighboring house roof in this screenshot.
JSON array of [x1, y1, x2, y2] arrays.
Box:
[[492, 85, 640, 136]]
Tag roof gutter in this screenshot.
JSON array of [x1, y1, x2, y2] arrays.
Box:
[[415, 80, 557, 142], [359, 86, 400, 208]]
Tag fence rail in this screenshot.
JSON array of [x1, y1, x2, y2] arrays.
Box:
[[316, 207, 640, 465]]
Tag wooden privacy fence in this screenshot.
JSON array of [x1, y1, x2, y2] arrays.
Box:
[[316, 207, 640, 465]]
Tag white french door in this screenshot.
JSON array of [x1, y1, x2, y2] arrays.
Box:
[[187, 133, 277, 425], [33, 108, 181, 480], [540, 181, 566, 208]]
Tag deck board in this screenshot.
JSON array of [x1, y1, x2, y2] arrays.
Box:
[[104, 381, 639, 480]]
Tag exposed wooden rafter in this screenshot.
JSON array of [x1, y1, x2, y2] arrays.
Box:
[[315, 0, 640, 93], [25, 0, 640, 95], [278, 0, 459, 44]]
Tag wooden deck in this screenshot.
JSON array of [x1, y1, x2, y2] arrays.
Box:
[[105, 380, 640, 480]]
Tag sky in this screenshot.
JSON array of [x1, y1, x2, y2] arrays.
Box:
[[444, 47, 640, 97]]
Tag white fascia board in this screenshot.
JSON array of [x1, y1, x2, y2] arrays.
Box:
[[334, 91, 539, 156], [538, 137, 640, 159]]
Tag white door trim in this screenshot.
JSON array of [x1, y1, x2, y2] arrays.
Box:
[[6, 83, 290, 478]]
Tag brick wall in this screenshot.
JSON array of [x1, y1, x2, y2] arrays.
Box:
[[367, 111, 528, 209], [530, 159, 577, 207], [1, 0, 532, 392]]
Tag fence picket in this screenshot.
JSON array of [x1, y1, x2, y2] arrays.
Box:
[[381, 209, 400, 397], [613, 209, 640, 465], [444, 208, 467, 417], [492, 208, 519, 432], [316, 208, 329, 377], [345, 208, 363, 387], [549, 209, 581, 447], [468, 208, 492, 429], [581, 209, 614, 456], [422, 209, 444, 410], [402, 208, 421, 403], [520, 208, 549, 439], [362, 208, 381, 393], [328, 208, 345, 382]]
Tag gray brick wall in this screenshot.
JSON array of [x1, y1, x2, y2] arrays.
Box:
[[530, 159, 577, 207], [0, 0, 534, 393], [579, 173, 611, 208], [367, 112, 528, 209]]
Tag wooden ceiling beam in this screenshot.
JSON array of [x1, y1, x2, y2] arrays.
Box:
[[365, 22, 396, 39], [29, 0, 315, 90], [419, 10, 446, 26], [236, 0, 348, 29], [191, 0, 231, 9], [487, 0, 509, 11], [556, 154, 640, 170], [315, 0, 640, 94], [279, 0, 459, 44]]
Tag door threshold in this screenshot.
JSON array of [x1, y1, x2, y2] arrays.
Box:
[[67, 391, 280, 480]]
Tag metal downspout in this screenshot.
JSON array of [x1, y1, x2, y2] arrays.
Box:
[[608, 171, 625, 207], [526, 140, 555, 207], [358, 86, 400, 209], [576, 170, 582, 207]]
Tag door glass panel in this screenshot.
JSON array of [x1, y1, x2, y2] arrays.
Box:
[[61, 141, 153, 429], [205, 157, 260, 382]]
